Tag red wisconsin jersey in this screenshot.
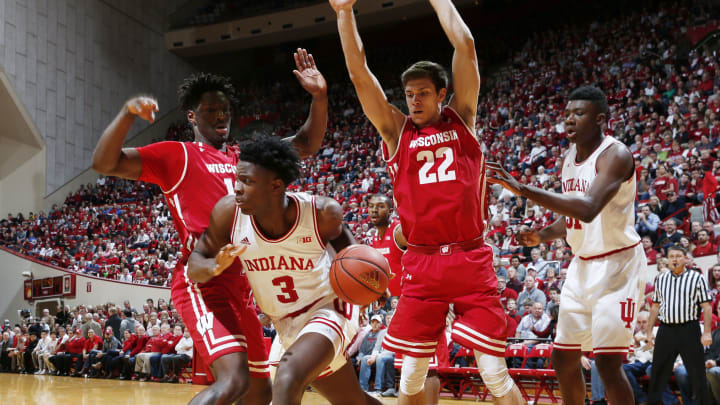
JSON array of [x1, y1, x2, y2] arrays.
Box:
[[371, 219, 404, 296], [137, 141, 238, 256], [382, 107, 487, 246]]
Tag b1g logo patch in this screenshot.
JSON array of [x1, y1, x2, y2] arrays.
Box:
[[620, 298, 636, 329]]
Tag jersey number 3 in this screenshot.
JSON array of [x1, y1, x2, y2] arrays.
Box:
[[417, 147, 456, 184], [272, 275, 299, 303], [566, 217, 582, 230]]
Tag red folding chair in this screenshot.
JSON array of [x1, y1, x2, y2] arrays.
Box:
[[502, 343, 531, 402], [526, 343, 559, 404]]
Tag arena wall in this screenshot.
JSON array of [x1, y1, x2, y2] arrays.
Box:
[[41, 107, 186, 210], [0, 0, 194, 194], [0, 247, 170, 322]]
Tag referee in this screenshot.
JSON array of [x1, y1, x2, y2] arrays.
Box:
[[646, 245, 712, 405]]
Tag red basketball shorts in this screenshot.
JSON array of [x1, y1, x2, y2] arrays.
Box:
[[383, 245, 507, 358], [172, 262, 269, 378], [394, 331, 450, 370]]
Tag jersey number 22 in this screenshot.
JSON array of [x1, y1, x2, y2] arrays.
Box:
[[417, 147, 456, 184]]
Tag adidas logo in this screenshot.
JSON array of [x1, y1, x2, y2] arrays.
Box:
[[239, 237, 251, 246]]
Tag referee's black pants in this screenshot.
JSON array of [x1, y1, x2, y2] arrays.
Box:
[[648, 321, 709, 405]]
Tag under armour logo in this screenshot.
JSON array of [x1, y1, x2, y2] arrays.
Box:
[[620, 298, 636, 329], [440, 245, 450, 255]]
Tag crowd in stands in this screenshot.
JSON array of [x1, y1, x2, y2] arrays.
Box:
[[0, 299, 192, 383], [0, 177, 182, 286]]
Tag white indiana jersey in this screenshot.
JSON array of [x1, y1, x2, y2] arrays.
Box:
[[561, 136, 640, 258], [230, 192, 337, 319]]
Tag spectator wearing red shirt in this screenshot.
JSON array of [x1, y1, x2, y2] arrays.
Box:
[[134, 325, 163, 381], [120, 325, 149, 380], [148, 324, 177, 381], [498, 276, 518, 309], [693, 229, 717, 258], [106, 329, 136, 378], [642, 236, 660, 265], [652, 164, 678, 201], [56, 329, 84, 376], [709, 265, 720, 303], [74, 328, 102, 376]]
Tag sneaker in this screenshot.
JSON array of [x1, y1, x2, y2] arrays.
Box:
[[369, 391, 383, 397], [381, 388, 398, 397]]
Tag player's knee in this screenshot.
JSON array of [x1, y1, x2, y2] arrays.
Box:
[[550, 349, 577, 369], [594, 353, 624, 377], [273, 366, 306, 397], [217, 372, 250, 401], [211, 356, 250, 400], [474, 351, 514, 397], [399, 356, 430, 396]]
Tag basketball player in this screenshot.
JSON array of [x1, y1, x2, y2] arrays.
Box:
[[368, 194, 402, 297], [487, 86, 646, 405], [188, 136, 381, 405], [332, 0, 523, 403], [92, 49, 328, 405]]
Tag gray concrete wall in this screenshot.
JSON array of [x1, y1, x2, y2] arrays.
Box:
[[0, 247, 170, 322], [0, 0, 194, 194]]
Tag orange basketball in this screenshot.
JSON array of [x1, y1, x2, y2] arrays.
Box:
[[330, 244, 390, 306]]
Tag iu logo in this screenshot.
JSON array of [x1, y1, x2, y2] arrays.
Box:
[[297, 236, 312, 244], [620, 298, 636, 329]]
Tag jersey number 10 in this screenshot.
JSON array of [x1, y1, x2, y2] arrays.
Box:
[[417, 147, 456, 184], [566, 217, 583, 230]]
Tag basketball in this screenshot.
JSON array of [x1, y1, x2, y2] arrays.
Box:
[[330, 245, 390, 306]]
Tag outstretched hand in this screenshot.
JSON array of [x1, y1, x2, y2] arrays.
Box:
[[329, 0, 356, 12], [293, 48, 327, 97], [213, 244, 247, 277], [486, 161, 523, 195], [126, 96, 159, 123]]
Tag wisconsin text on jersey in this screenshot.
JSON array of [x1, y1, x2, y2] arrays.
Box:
[[243, 256, 315, 272], [408, 130, 459, 149], [205, 163, 237, 174], [562, 178, 590, 193]]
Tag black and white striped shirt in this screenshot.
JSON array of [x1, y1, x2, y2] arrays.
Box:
[[652, 269, 711, 324]]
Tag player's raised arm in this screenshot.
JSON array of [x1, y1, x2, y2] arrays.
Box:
[[315, 196, 356, 254], [283, 48, 329, 158], [187, 195, 245, 283], [91, 96, 158, 179], [487, 144, 634, 223], [430, 0, 480, 131], [330, 0, 406, 155]]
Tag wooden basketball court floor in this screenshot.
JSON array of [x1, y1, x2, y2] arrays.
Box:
[[0, 373, 488, 404]]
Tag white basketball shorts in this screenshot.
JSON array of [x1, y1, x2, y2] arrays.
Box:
[[272, 298, 358, 378], [554, 243, 646, 355]]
